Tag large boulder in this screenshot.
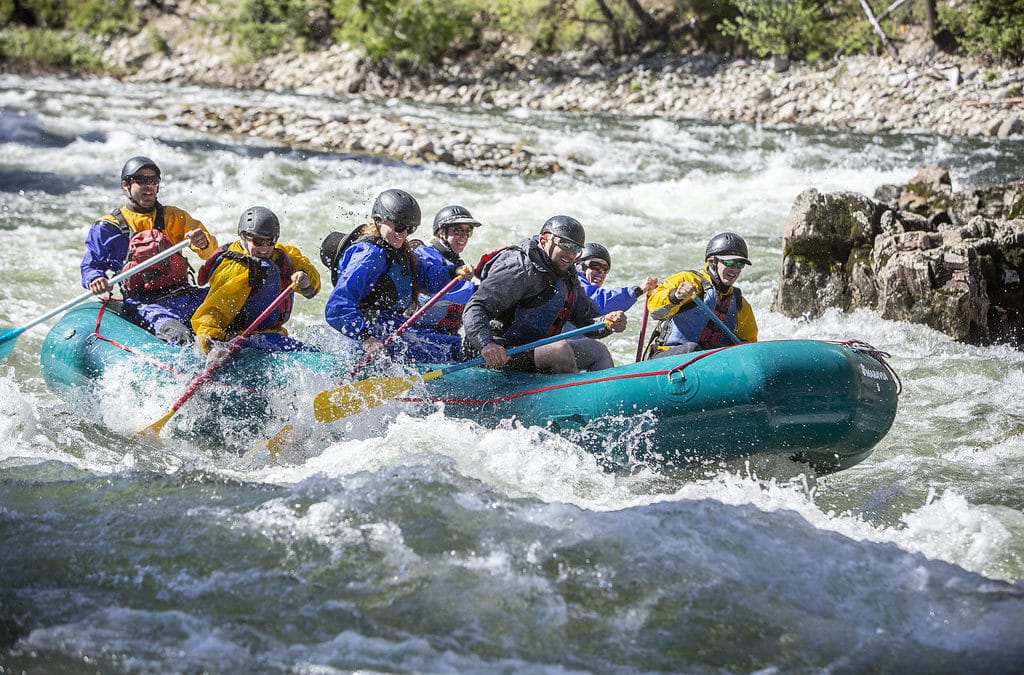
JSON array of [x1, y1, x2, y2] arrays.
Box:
[[774, 170, 1024, 347]]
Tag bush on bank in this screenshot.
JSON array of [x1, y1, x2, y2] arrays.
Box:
[[1, 0, 1023, 73]]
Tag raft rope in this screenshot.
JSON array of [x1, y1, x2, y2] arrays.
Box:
[[829, 339, 903, 395], [403, 339, 903, 407], [91, 301, 259, 394], [398, 346, 732, 406]]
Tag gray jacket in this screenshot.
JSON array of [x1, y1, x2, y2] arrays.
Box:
[[463, 238, 605, 351]]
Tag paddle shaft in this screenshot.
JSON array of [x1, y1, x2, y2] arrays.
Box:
[[423, 320, 609, 381], [691, 295, 742, 345], [2, 239, 192, 342], [634, 292, 650, 362], [312, 318, 611, 423], [346, 270, 470, 380], [163, 282, 299, 414]]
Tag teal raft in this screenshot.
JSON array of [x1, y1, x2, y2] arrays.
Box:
[[41, 302, 900, 474]]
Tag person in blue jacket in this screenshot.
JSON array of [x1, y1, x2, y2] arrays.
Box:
[[575, 242, 658, 314], [323, 189, 469, 362], [407, 204, 483, 363]]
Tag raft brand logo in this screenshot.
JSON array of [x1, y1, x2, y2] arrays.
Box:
[[860, 364, 888, 381]]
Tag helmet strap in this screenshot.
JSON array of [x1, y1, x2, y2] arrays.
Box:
[[707, 259, 728, 292]]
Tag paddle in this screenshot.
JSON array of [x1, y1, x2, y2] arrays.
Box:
[[345, 267, 473, 381], [313, 318, 612, 423], [634, 291, 650, 362], [138, 281, 300, 438], [691, 295, 742, 345], [0, 239, 192, 360]]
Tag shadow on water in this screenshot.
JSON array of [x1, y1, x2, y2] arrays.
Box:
[[0, 109, 105, 148]]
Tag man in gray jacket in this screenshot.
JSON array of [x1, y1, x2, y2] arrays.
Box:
[[462, 215, 627, 374]]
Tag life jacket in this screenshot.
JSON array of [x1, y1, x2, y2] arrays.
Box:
[[662, 270, 743, 350], [321, 229, 416, 313], [413, 240, 472, 335], [197, 244, 296, 332], [109, 206, 190, 296], [477, 244, 577, 344]]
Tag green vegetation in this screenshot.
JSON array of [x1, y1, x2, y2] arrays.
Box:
[[1, 0, 1023, 74]]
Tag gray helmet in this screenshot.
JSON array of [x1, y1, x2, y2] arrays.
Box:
[[705, 232, 751, 265], [433, 204, 481, 236], [577, 242, 611, 269], [372, 189, 421, 230], [237, 206, 280, 241], [540, 215, 585, 248], [121, 156, 160, 182]]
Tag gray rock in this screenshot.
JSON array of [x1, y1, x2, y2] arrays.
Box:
[[775, 170, 1024, 347]]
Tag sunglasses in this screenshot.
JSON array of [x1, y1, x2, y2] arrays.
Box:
[[446, 225, 473, 237], [720, 259, 747, 269], [243, 233, 276, 247], [585, 261, 610, 273], [129, 175, 160, 186], [390, 222, 418, 235], [551, 235, 582, 256]]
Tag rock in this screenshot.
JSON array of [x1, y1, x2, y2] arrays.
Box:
[[775, 169, 1024, 347], [997, 117, 1024, 138]]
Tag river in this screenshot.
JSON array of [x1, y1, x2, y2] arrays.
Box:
[[1, 73, 1023, 672]]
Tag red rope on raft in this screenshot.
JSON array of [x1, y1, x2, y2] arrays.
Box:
[[400, 346, 732, 406], [91, 301, 260, 394]]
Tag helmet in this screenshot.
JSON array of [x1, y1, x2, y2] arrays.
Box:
[[237, 206, 280, 241], [705, 232, 752, 265], [577, 243, 611, 269], [433, 204, 481, 236], [372, 189, 421, 230], [120, 156, 160, 182], [539, 215, 585, 248]]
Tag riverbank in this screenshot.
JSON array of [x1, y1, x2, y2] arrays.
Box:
[[90, 13, 1024, 174]]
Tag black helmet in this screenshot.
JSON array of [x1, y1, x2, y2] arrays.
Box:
[[372, 189, 421, 230], [540, 215, 585, 248], [433, 204, 481, 236], [577, 242, 611, 269], [705, 232, 751, 265], [237, 206, 280, 241], [121, 156, 160, 182]]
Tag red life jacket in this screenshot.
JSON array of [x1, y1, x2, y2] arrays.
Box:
[[113, 206, 191, 295]]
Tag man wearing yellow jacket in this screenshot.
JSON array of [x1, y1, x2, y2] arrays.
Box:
[[192, 206, 320, 366], [645, 232, 758, 359]]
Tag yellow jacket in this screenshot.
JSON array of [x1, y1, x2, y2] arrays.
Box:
[[647, 268, 758, 343], [191, 241, 320, 347], [98, 204, 218, 260]]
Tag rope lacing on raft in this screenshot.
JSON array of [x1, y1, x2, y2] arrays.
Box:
[[832, 339, 903, 395]]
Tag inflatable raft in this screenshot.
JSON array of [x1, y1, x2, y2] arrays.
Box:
[[40, 302, 900, 474]]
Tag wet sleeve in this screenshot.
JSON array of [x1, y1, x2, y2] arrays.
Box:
[[462, 251, 526, 350], [165, 206, 218, 259], [736, 297, 758, 343], [80, 222, 128, 288], [280, 244, 321, 298], [324, 244, 386, 340], [191, 260, 253, 344], [587, 283, 637, 315], [648, 271, 700, 321]]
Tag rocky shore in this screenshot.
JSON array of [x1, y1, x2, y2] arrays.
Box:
[[99, 7, 1024, 175]]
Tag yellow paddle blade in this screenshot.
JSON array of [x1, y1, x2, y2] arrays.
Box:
[[313, 376, 418, 422], [246, 424, 297, 465], [138, 408, 175, 439]]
